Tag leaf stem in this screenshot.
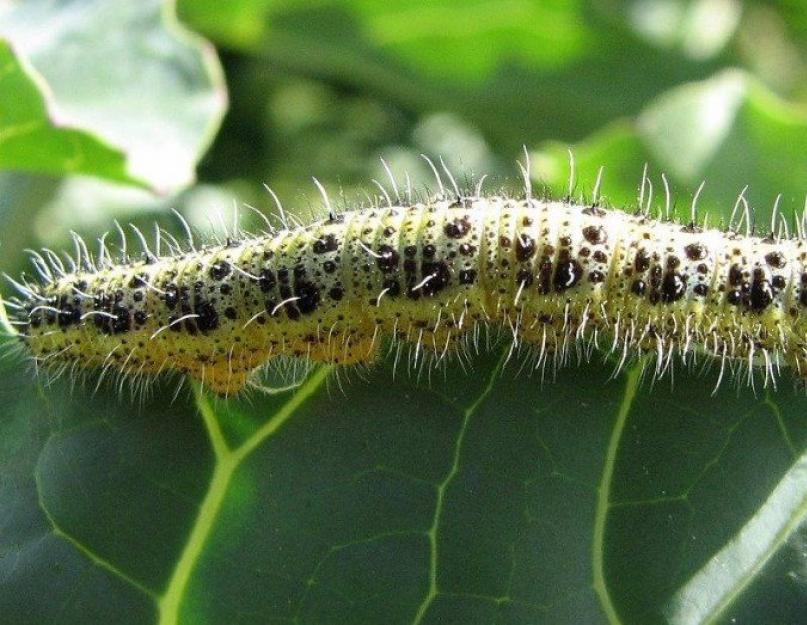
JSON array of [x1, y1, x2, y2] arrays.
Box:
[[592, 361, 643, 625], [157, 366, 331, 625]]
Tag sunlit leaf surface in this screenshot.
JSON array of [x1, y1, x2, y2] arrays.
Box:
[[0, 0, 226, 192]]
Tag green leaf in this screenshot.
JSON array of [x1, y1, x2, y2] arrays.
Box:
[[667, 449, 807, 625], [621, 0, 741, 61], [0, 0, 227, 193], [532, 69, 807, 226], [3, 343, 807, 624], [0, 41, 138, 186], [178, 0, 718, 152], [182, 0, 593, 73], [637, 69, 748, 181]]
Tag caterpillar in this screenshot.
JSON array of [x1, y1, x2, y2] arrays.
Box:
[[2, 162, 807, 397]]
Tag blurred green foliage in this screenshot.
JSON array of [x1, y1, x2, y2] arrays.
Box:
[[5, 1, 807, 624]]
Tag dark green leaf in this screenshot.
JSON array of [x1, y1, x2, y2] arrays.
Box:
[[4, 348, 807, 624]]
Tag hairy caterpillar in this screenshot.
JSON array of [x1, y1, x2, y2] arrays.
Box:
[[3, 162, 807, 397]]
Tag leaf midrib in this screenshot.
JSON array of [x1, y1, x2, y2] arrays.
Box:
[[156, 365, 332, 625], [592, 360, 644, 625]]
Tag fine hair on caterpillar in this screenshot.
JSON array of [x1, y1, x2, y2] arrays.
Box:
[[3, 153, 807, 399]]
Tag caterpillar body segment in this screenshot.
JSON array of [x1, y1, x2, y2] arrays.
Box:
[[6, 194, 807, 395]]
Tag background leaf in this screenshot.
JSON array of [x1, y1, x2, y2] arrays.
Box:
[[180, 0, 721, 155], [0, 41, 136, 185], [0, 0, 227, 193], [5, 1, 807, 624], [533, 69, 807, 227]]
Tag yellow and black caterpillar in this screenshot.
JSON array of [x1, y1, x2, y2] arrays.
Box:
[[3, 177, 807, 396]]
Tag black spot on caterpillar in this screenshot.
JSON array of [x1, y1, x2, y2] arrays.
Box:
[[3, 164, 807, 397]]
